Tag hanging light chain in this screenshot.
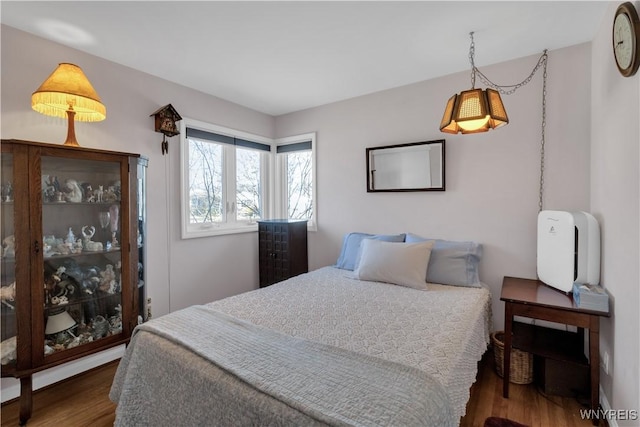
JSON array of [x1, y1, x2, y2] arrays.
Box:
[[467, 32, 548, 96], [469, 32, 477, 88], [466, 32, 549, 212], [538, 54, 548, 213]]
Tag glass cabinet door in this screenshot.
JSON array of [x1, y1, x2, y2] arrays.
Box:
[[41, 155, 124, 359], [136, 157, 148, 323], [1, 152, 17, 367]]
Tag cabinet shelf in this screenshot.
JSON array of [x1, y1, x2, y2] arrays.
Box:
[[44, 249, 121, 261], [44, 290, 120, 312], [43, 201, 120, 206], [512, 321, 587, 365]]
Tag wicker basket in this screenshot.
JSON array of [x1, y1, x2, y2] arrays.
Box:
[[491, 331, 533, 385]]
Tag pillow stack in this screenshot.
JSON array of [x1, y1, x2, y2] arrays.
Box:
[[335, 231, 483, 288]]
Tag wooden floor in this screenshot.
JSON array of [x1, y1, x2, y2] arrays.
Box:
[[460, 351, 602, 427], [1, 362, 117, 427], [1, 351, 600, 427]]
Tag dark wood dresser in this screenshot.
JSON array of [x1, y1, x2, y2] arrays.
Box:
[[258, 219, 308, 287]]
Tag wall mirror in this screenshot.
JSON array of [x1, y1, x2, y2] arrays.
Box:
[[366, 139, 445, 192]]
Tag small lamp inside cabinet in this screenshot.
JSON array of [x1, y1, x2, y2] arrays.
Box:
[[45, 309, 77, 335], [150, 104, 182, 155]]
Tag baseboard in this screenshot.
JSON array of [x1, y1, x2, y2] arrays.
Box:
[[0, 345, 124, 403], [600, 385, 618, 427]]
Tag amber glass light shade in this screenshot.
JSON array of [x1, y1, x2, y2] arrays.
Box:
[[440, 88, 508, 134], [31, 63, 106, 146]]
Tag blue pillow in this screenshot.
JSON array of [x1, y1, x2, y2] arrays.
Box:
[[335, 232, 406, 270], [405, 233, 483, 287]]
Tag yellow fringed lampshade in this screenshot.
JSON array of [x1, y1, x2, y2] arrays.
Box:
[[440, 88, 508, 134], [32, 63, 106, 146], [32, 63, 106, 122]]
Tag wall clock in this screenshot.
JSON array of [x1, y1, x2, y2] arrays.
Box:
[[150, 103, 182, 155], [613, 2, 640, 77]]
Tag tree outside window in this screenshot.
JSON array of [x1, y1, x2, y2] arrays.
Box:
[[182, 119, 315, 238]]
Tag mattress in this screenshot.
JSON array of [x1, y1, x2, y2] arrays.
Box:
[[111, 266, 492, 426], [208, 266, 492, 420]]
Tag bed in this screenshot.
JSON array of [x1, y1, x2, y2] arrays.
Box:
[[110, 233, 492, 426]]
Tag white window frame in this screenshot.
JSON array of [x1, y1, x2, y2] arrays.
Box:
[[180, 118, 271, 238], [274, 132, 317, 231], [181, 118, 316, 238]]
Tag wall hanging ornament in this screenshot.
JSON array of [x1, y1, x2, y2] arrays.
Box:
[[150, 104, 182, 155]]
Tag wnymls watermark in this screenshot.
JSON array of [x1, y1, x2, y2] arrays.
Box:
[[579, 408, 639, 422]]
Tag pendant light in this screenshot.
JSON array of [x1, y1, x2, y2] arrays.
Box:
[[440, 33, 547, 136]]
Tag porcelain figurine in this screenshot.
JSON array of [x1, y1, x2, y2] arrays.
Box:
[[44, 344, 55, 356], [2, 182, 13, 202], [0, 336, 16, 365], [1, 281, 16, 299], [0, 282, 16, 307], [103, 186, 118, 203], [99, 264, 116, 293], [71, 238, 83, 254], [43, 241, 52, 256], [44, 270, 60, 304], [42, 176, 61, 203], [64, 179, 83, 203], [81, 183, 94, 202], [93, 315, 109, 338], [81, 226, 103, 252], [42, 235, 58, 257], [65, 228, 76, 247], [81, 276, 100, 295], [95, 185, 104, 203], [56, 243, 71, 255], [67, 336, 81, 348], [2, 235, 15, 258]]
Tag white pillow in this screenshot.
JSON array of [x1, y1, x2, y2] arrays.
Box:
[[354, 239, 435, 290]]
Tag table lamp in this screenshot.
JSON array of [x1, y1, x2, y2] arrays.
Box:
[[45, 309, 77, 335], [31, 63, 106, 147]]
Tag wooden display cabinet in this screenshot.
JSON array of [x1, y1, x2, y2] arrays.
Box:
[[0, 139, 145, 425]]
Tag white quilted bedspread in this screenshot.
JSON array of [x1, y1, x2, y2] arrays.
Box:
[[208, 266, 492, 421]]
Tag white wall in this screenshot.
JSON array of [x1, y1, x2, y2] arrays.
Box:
[[276, 43, 593, 333], [0, 25, 274, 399], [3, 12, 638, 417], [590, 3, 640, 425]]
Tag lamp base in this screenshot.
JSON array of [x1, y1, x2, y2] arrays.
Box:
[[64, 109, 79, 147]]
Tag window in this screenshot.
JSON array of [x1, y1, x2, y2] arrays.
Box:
[[275, 133, 317, 230], [181, 118, 316, 238], [181, 119, 271, 238], [235, 147, 263, 221]]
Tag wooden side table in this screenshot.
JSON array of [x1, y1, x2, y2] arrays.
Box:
[[500, 276, 610, 425]]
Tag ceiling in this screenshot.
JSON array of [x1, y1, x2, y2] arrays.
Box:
[[1, 1, 608, 116]]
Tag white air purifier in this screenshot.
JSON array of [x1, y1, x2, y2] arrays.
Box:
[[537, 210, 600, 293]]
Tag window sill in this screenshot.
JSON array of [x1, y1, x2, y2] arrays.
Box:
[[182, 223, 259, 239], [182, 220, 316, 239]]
